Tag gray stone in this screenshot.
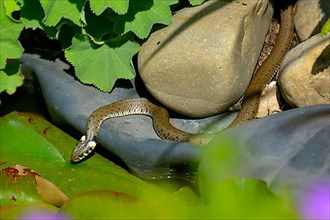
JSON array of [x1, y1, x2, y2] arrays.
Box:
[[138, 0, 273, 117], [21, 54, 330, 201], [294, 0, 330, 41], [278, 33, 330, 107]]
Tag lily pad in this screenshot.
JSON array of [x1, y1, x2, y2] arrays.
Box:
[[0, 111, 169, 203], [61, 190, 160, 219]]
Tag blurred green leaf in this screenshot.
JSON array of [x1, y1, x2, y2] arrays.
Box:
[[198, 136, 242, 201], [1, 167, 41, 206], [158, 186, 201, 219], [0, 204, 59, 220], [197, 136, 297, 219], [321, 18, 330, 36], [203, 178, 297, 219], [61, 190, 161, 219]]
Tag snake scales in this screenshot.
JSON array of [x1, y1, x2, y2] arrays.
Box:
[[71, 2, 294, 162]]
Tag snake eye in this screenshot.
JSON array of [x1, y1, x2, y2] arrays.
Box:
[[80, 135, 86, 143], [87, 147, 93, 153]]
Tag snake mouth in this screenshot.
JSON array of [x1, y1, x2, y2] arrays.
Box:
[[71, 147, 93, 163], [71, 138, 97, 163]]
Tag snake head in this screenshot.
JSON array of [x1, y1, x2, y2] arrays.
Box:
[[71, 135, 97, 162]]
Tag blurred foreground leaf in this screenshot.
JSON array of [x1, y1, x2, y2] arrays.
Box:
[[1, 165, 68, 207], [0, 112, 300, 219], [0, 111, 168, 203]]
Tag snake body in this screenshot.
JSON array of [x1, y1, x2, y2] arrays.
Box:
[[71, 3, 294, 162], [228, 2, 294, 127]]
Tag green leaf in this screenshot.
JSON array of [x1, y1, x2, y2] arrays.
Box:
[[0, 1, 24, 69], [0, 60, 24, 95], [197, 136, 298, 219], [0, 112, 168, 201], [321, 18, 330, 36], [203, 178, 297, 219], [112, 0, 179, 39], [1, 166, 43, 206], [20, 0, 45, 30], [0, 113, 65, 163], [0, 204, 60, 220], [3, 0, 20, 18], [84, 3, 114, 43], [89, 0, 129, 15], [61, 191, 160, 219], [158, 186, 201, 218], [21, 0, 72, 39], [61, 187, 203, 219], [65, 35, 139, 91], [40, 0, 86, 27]]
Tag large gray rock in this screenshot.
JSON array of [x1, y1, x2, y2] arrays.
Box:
[[138, 0, 273, 117], [278, 33, 330, 107]]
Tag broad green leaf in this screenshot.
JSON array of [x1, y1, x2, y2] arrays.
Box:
[[0, 204, 59, 219], [20, 0, 66, 39], [0, 60, 24, 95], [197, 136, 297, 219], [65, 35, 139, 91], [112, 0, 179, 39], [0, 113, 66, 163], [158, 186, 201, 218], [40, 0, 86, 27], [57, 22, 81, 49], [0, 112, 168, 202], [0, 1, 24, 69], [20, 0, 45, 30], [1, 166, 44, 206], [3, 0, 20, 18], [202, 178, 297, 219], [198, 137, 242, 201], [15, 0, 24, 6], [89, 0, 129, 15], [61, 191, 160, 219], [84, 3, 114, 43], [61, 187, 202, 219]]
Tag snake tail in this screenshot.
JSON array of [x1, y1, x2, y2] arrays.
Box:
[[228, 2, 294, 127]]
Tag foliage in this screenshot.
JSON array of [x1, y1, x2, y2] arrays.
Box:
[[0, 0, 206, 94], [0, 111, 167, 201], [0, 1, 24, 94], [321, 18, 330, 36], [0, 111, 300, 219]]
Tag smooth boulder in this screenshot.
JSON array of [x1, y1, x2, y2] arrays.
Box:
[[138, 0, 273, 117], [294, 0, 330, 41], [278, 33, 330, 107]]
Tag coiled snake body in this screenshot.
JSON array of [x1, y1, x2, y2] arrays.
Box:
[[71, 3, 294, 162]]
